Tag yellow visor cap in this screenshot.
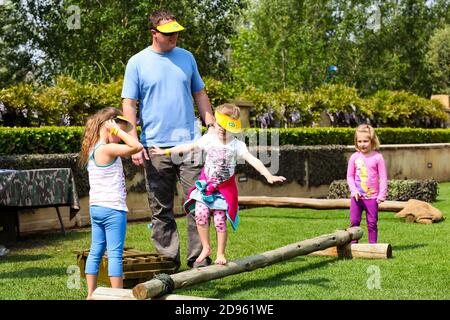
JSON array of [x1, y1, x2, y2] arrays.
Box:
[[215, 111, 241, 133], [114, 115, 133, 132], [156, 21, 185, 33]]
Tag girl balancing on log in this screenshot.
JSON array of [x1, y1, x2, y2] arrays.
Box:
[[151, 103, 286, 266]]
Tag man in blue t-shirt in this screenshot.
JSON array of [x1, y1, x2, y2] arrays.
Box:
[[122, 9, 216, 270]]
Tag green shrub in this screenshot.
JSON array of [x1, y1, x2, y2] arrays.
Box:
[[239, 86, 282, 128], [1, 126, 449, 155], [238, 87, 319, 128], [376, 127, 450, 144], [238, 84, 447, 129], [0, 83, 39, 126], [247, 127, 450, 146], [276, 128, 355, 145], [0, 126, 84, 154], [367, 90, 448, 128], [1, 77, 447, 129], [307, 84, 373, 127], [0, 76, 122, 127], [203, 77, 238, 107], [328, 179, 439, 202], [272, 89, 313, 127]]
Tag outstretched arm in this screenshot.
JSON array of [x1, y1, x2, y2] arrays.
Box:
[[242, 152, 286, 184], [150, 143, 199, 156]]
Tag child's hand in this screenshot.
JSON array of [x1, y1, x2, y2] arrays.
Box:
[[149, 146, 165, 155], [265, 175, 286, 184], [104, 119, 120, 133], [354, 192, 361, 201]]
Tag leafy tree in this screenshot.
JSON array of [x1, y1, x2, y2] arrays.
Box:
[[231, 0, 450, 97], [0, 0, 35, 87], [426, 24, 450, 94], [231, 0, 338, 92], [0, 0, 246, 87], [347, 0, 450, 97]]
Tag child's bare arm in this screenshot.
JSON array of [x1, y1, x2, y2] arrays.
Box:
[[103, 120, 143, 157], [150, 143, 199, 156], [242, 152, 286, 184]]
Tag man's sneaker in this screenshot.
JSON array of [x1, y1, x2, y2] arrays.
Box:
[[188, 256, 212, 268]]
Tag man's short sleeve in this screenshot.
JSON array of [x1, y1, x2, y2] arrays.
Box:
[[190, 53, 205, 93], [121, 58, 139, 100]]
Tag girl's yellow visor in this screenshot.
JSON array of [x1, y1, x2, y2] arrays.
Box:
[[215, 111, 241, 133], [114, 115, 133, 132]]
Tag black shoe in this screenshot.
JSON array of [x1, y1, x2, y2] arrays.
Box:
[[188, 256, 212, 268], [161, 256, 180, 272]]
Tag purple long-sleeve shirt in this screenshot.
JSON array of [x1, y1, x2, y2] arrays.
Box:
[[346, 151, 388, 202]]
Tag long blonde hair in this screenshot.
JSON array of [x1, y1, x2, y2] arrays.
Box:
[[79, 107, 122, 167], [354, 124, 380, 150]]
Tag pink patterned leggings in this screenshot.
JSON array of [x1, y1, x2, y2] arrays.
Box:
[[194, 202, 227, 233]]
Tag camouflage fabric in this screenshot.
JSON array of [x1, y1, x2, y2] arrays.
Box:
[[0, 168, 80, 220]]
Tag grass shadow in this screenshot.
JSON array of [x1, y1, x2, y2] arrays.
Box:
[[10, 229, 89, 250], [393, 243, 427, 251], [0, 253, 52, 264], [241, 213, 348, 221], [0, 266, 67, 279], [197, 257, 339, 299]]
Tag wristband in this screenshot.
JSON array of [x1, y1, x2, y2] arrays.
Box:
[[110, 127, 119, 136], [164, 150, 171, 156]]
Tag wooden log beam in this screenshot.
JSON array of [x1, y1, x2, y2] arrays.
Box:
[[91, 287, 217, 300], [132, 227, 363, 300], [238, 196, 406, 212], [308, 243, 392, 259]]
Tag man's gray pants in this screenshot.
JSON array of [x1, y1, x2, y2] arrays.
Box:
[[143, 148, 203, 269]]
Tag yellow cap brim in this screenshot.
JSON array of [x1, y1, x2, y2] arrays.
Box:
[[215, 111, 241, 133], [115, 116, 133, 132], [156, 21, 185, 33]]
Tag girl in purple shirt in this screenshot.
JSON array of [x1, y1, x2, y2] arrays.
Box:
[[347, 124, 388, 243]]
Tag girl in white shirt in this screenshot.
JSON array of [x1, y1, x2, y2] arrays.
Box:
[[151, 103, 285, 266]]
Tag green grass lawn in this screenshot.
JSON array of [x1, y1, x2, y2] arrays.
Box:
[[1, 183, 449, 300]]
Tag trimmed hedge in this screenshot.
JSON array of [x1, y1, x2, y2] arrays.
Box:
[[1, 126, 449, 155], [0, 126, 83, 155], [328, 179, 439, 202]]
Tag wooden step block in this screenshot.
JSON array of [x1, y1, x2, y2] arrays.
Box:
[[76, 247, 177, 288]]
